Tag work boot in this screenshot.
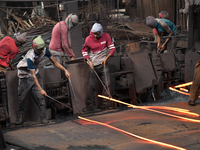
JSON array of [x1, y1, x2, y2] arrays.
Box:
[[15, 116, 23, 125], [188, 100, 196, 106], [41, 117, 49, 124]]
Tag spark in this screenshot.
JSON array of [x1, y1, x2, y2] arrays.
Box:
[[78, 116, 186, 150]]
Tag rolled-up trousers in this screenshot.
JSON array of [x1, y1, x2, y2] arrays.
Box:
[[190, 60, 200, 101]]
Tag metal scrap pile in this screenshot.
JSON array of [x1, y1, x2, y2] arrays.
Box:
[[0, 2, 57, 36], [11, 25, 55, 68], [0, 4, 58, 67]]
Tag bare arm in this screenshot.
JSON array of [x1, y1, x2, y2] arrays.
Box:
[[157, 34, 162, 50], [160, 30, 174, 51], [50, 56, 71, 79], [87, 58, 94, 70], [30, 70, 47, 96]]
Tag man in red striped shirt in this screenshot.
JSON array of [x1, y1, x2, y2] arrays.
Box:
[[82, 23, 116, 111]]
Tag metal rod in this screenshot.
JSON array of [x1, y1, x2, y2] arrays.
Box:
[[104, 67, 112, 97], [93, 69, 111, 97], [46, 95, 81, 114], [68, 79, 84, 115]]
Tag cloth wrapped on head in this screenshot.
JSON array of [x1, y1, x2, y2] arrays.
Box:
[[65, 13, 79, 31], [32, 35, 45, 50], [91, 23, 103, 37], [146, 16, 156, 28], [15, 32, 27, 44], [159, 11, 169, 19]]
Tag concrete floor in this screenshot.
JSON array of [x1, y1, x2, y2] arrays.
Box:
[[2, 100, 200, 150]]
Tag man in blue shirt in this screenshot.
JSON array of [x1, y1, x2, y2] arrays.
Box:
[[146, 16, 178, 52], [15, 36, 71, 125]]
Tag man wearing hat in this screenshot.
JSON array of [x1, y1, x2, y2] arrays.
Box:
[[82, 23, 116, 111], [0, 32, 26, 73], [15, 35, 71, 125], [49, 13, 79, 64], [146, 16, 177, 52]]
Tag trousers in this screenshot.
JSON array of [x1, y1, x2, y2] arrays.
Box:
[[17, 73, 46, 119], [86, 64, 111, 108]]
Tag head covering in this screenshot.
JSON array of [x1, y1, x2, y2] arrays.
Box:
[[91, 23, 103, 37], [32, 35, 45, 50], [65, 13, 79, 31], [159, 11, 169, 19], [146, 16, 156, 28], [15, 32, 27, 44]]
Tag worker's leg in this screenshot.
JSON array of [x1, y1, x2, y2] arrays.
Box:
[[85, 68, 98, 111], [189, 60, 200, 105], [31, 73, 47, 122], [16, 77, 34, 124], [99, 65, 112, 108]]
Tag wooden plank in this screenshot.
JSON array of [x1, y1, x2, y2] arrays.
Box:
[[0, 18, 8, 34], [0, 8, 26, 30]]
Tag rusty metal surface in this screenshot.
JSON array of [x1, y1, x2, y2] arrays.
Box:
[[128, 51, 156, 93], [6, 68, 67, 124], [159, 53, 176, 71], [3, 102, 200, 150], [66, 62, 89, 114], [185, 42, 200, 82], [6, 70, 42, 124]]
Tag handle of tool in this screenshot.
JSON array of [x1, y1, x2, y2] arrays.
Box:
[[68, 79, 84, 115], [46, 95, 82, 115]]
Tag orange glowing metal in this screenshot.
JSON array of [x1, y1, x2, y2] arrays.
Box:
[[135, 106, 199, 117], [169, 87, 190, 96], [78, 116, 186, 150], [174, 82, 192, 88], [98, 95, 200, 122], [180, 88, 188, 92], [169, 87, 200, 98], [169, 82, 200, 99]]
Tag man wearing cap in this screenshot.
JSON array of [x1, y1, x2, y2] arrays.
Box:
[[82, 23, 116, 111], [0, 32, 26, 73], [145, 16, 177, 52], [49, 13, 79, 64], [15, 35, 71, 125]]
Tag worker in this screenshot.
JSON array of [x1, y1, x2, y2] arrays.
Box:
[[15, 35, 71, 125], [49, 13, 79, 64], [82, 23, 116, 111], [0, 32, 26, 73], [145, 16, 178, 52], [154, 11, 169, 42], [179, 0, 200, 31], [188, 58, 200, 106]]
